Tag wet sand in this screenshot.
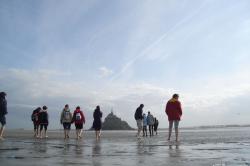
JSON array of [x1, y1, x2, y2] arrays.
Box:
[[1, 127, 250, 166]]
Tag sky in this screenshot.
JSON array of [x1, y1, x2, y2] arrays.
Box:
[[0, 0, 250, 129]]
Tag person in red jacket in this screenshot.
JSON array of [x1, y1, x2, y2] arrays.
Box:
[[165, 94, 182, 142], [72, 106, 85, 139]]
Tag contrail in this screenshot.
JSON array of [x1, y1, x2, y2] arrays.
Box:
[[111, 1, 208, 81]]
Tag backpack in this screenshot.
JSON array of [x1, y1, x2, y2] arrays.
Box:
[[31, 112, 38, 121], [75, 112, 81, 121], [64, 111, 71, 120]]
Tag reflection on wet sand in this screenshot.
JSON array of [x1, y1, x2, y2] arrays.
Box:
[[1, 128, 250, 166], [92, 140, 102, 166]]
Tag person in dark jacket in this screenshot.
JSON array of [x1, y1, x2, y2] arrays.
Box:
[[153, 118, 159, 135], [38, 106, 49, 138], [31, 107, 41, 138], [0, 92, 7, 140], [134, 104, 144, 138], [92, 106, 102, 140], [165, 94, 182, 141]]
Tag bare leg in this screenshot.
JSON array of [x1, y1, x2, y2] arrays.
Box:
[[79, 129, 82, 138], [45, 131, 47, 138], [64, 130, 67, 139], [34, 129, 36, 137], [66, 129, 70, 138], [36, 128, 39, 137], [98, 130, 101, 138], [76, 129, 79, 139], [39, 129, 43, 138], [0, 126, 5, 139], [95, 130, 99, 140]]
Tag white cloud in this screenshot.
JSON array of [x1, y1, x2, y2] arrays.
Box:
[[1, 67, 250, 129], [99, 66, 113, 78]]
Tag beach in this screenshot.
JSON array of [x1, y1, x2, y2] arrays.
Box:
[[1, 127, 250, 166]]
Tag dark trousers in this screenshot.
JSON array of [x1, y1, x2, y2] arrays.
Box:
[[149, 125, 154, 136], [143, 126, 147, 136]]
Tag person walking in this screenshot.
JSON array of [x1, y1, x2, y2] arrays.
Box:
[[31, 107, 41, 138], [38, 106, 49, 138], [0, 92, 7, 140], [92, 106, 103, 140], [134, 104, 144, 138], [147, 111, 155, 137], [165, 94, 182, 142], [72, 106, 85, 139], [60, 104, 72, 139], [142, 113, 148, 137]]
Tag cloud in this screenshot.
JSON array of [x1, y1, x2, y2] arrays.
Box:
[[111, 1, 208, 80], [1, 66, 250, 129], [99, 66, 113, 78]]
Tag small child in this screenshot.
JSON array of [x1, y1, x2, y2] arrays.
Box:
[[142, 113, 148, 137], [72, 106, 85, 139], [38, 106, 49, 138]]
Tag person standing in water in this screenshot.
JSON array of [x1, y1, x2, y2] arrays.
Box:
[[147, 111, 155, 137], [72, 106, 85, 139], [134, 104, 144, 138], [92, 106, 103, 140], [153, 118, 159, 135], [142, 113, 148, 137], [0, 92, 7, 140], [60, 104, 72, 139], [31, 107, 41, 138], [38, 106, 49, 138], [165, 94, 182, 142]]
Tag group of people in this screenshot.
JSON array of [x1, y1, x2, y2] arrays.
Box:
[[142, 112, 159, 137], [31, 105, 103, 140], [135, 93, 182, 142], [1, 91, 182, 142]]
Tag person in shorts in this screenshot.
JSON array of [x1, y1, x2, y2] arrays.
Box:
[[134, 104, 144, 138], [72, 106, 85, 139], [60, 104, 72, 139], [38, 106, 49, 138], [165, 94, 182, 142]]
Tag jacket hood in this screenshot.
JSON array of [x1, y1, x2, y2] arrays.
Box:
[[169, 98, 178, 102]]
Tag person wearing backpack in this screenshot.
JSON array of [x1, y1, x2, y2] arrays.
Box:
[[31, 107, 41, 138], [38, 106, 49, 138], [72, 106, 85, 139], [60, 104, 72, 139], [0, 92, 7, 140]]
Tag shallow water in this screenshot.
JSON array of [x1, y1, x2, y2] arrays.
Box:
[[1, 127, 250, 166]]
